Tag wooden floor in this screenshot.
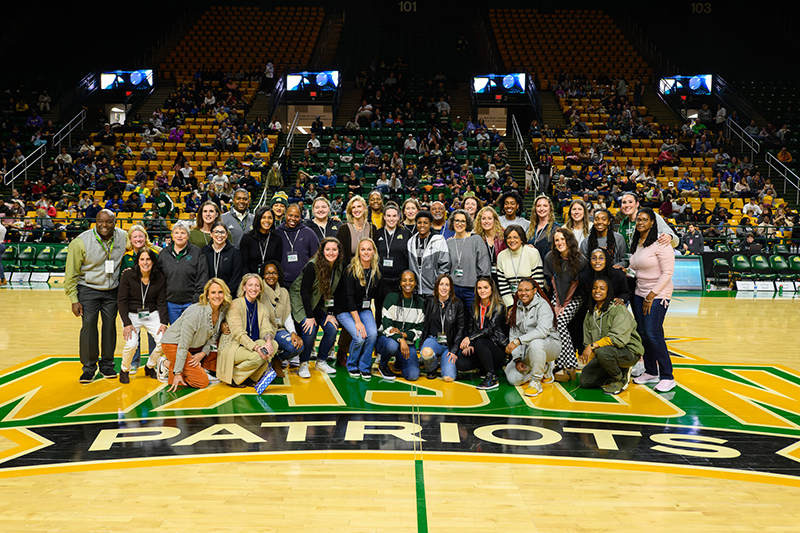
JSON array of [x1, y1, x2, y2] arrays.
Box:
[[1, 288, 800, 532]]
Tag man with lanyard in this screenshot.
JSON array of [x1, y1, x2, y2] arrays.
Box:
[[221, 188, 254, 247], [65, 209, 128, 383], [408, 210, 450, 296], [617, 192, 678, 252]]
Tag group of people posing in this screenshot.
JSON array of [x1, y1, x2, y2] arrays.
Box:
[[64, 188, 677, 396]]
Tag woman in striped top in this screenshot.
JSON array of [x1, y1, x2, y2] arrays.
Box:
[[376, 270, 425, 381], [496, 225, 545, 307]]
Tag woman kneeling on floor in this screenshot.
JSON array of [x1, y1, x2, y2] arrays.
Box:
[[503, 279, 561, 397], [218, 273, 279, 388], [578, 278, 644, 395], [160, 278, 232, 391]]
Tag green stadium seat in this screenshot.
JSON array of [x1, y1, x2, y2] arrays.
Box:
[[2, 244, 19, 269], [714, 244, 730, 252], [50, 247, 69, 272], [731, 254, 755, 281], [788, 256, 800, 280], [34, 246, 56, 267], [16, 246, 37, 270], [773, 244, 789, 255], [750, 255, 776, 281], [712, 258, 730, 285], [769, 255, 791, 278]]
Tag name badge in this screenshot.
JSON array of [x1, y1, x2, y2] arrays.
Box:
[[436, 333, 447, 344], [511, 285, 518, 294], [454, 268, 464, 277], [382, 258, 394, 267], [138, 310, 150, 319], [287, 253, 299, 262], [491, 265, 497, 274], [362, 299, 371, 309], [325, 298, 335, 308], [105, 260, 115, 274]]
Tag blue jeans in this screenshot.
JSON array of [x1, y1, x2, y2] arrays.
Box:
[[421, 336, 458, 380], [337, 310, 378, 373], [632, 295, 673, 380], [274, 329, 303, 359], [167, 301, 192, 324], [453, 284, 474, 312], [376, 335, 420, 380], [297, 315, 338, 363]]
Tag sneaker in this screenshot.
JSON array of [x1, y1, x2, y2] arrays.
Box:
[[361, 371, 372, 380], [601, 379, 625, 395], [654, 379, 676, 393], [99, 368, 117, 379], [542, 361, 555, 384], [633, 372, 660, 385], [205, 368, 220, 384], [427, 368, 437, 380], [378, 364, 396, 380], [129, 365, 139, 375], [298, 362, 311, 379], [79, 370, 96, 384], [630, 359, 645, 378], [315, 360, 337, 375], [156, 356, 170, 383], [621, 366, 633, 391], [289, 355, 301, 368], [524, 380, 543, 397], [476, 373, 499, 390], [348, 369, 360, 378]]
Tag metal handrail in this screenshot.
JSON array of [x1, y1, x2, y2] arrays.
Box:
[[58, 70, 97, 118], [510, 114, 525, 154], [765, 152, 800, 205], [51, 109, 87, 152], [2, 143, 48, 186], [255, 112, 300, 209], [3, 109, 87, 186], [725, 116, 760, 161]]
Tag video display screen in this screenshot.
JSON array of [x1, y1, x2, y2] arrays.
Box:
[[473, 73, 526, 95], [659, 75, 713, 96], [286, 71, 340, 92], [100, 70, 154, 90]]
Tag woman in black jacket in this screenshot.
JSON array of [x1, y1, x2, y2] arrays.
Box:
[[420, 273, 466, 381], [577, 247, 631, 309], [458, 277, 509, 390], [239, 205, 283, 275], [201, 222, 244, 291]]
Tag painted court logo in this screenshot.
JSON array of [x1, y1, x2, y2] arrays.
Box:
[[1, 339, 800, 485]]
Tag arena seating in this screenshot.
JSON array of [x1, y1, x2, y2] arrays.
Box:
[[159, 5, 323, 81], [490, 9, 653, 88]]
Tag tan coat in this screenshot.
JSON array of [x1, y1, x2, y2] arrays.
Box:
[[217, 297, 278, 384]]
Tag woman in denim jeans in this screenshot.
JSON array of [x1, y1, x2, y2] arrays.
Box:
[[336, 238, 381, 379], [420, 274, 466, 381], [260, 260, 304, 378]]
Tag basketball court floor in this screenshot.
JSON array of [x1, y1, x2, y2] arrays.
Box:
[[1, 286, 799, 532]]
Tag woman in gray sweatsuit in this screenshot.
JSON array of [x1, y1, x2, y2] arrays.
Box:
[[504, 279, 561, 397]]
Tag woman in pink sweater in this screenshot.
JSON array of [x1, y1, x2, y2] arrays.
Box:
[[628, 208, 676, 392]]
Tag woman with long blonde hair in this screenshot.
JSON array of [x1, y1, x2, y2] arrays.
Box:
[[527, 195, 560, 259], [474, 205, 507, 271], [335, 238, 381, 379]]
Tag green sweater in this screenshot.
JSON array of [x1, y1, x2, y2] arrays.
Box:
[[582, 303, 644, 356]]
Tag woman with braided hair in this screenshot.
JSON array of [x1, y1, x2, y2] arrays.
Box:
[[503, 279, 561, 397], [579, 208, 627, 267]]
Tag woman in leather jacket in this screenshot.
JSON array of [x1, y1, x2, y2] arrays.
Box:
[[420, 274, 466, 382], [458, 276, 508, 390]]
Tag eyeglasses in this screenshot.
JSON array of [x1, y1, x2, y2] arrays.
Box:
[[212, 230, 228, 236]]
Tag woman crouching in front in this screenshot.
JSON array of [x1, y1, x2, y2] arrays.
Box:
[[503, 279, 561, 397], [159, 278, 232, 391], [217, 273, 279, 388]]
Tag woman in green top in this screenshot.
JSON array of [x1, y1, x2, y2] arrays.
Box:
[[189, 201, 224, 248], [578, 277, 644, 395]]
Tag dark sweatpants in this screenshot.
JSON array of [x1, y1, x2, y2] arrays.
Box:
[[77, 285, 119, 375], [578, 345, 639, 388]]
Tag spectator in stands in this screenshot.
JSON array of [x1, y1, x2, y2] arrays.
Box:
[[140, 141, 157, 161], [266, 162, 282, 195], [319, 169, 337, 194], [777, 147, 794, 165], [677, 173, 699, 198], [65, 209, 128, 382]]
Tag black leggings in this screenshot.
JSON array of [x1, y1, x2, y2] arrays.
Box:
[[456, 337, 506, 375]]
